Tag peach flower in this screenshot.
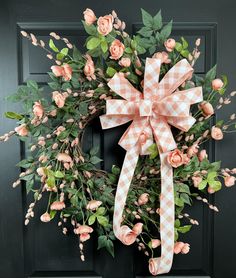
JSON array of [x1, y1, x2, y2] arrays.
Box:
[[86, 200, 102, 211], [183, 154, 190, 165], [192, 176, 202, 188], [149, 258, 159, 276], [40, 212, 51, 222], [109, 39, 125, 60], [83, 8, 96, 25], [50, 201, 65, 210], [57, 153, 72, 163], [164, 38, 176, 52], [174, 241, 185, 254], [181, 243, 190, 254], [138, 193, 149, 205], [224, 176, 235, 187], [84, 55, 96, 80], [75, 225, 93, 234], [211, 126, 223, 140], [33, 101, 44, 119], [51, 64, 72, 81], [198, 149, 208, 162], [55, 126, 65, 136], [36, 167, 45, 176], [151, 239, 161, 249], [132, 223, 143, 235], [52, 91, 68, 108], [200, 101, 214, 117], [212, 78, 224, 91], [153, 51, 171, 64], [119, 57, 131, 67], [97, 14, 113, 36], [167, 149, 184, 168], [208, 187, 215, 194], [50, 109, 57, 117], [80, 233, 91, 242], [15, 124, 28, 136]]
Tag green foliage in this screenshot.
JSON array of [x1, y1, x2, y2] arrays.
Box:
[[49, 39, 59, 52], [174, 37, 190, 58]]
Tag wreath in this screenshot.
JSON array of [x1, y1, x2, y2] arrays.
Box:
[[1, 8, 236, 276]]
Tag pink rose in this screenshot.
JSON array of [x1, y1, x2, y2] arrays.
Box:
[[187, 143, 199, 158], [192, 176, 202, 188], [151, 239, 161, 249], [57, 153, 72, 163], [119, 225, 137, 245], [109, 39, 125, 60], [86, 200, 102, 211], [83, 8, 96, 25], [211, 126, 223, 140], [50, 201, 65, 211], [51, 64, 72, 81], [167, 149, 184, 168], [183, 154, 190, 165], [153, 51, 171, 64], [36, 167, 45, 176], [15, 124, 28, 136], [164, 38, 176, 52], [84, 55, 96, 80], [181, 243, 190, 254], [200, 101, 214, 117], [132, 223, 143, 235], [119, 57, 131, 67], [198, 149, 208, 162], [52, 91, 68, 108], [138, 193, 149, 205], [40, 212, 51, 222], [149, 258, 159, 276], [174, 241, 185, 254], [224, 176, 235, 187], [97, 14, 114, 36], [75, 225, 93, 234], [80, 233, 91, 242], [33, 101, 44, 119], [212, 78, 224, 91]]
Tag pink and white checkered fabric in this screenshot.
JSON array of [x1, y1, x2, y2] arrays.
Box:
[[100, 58, 203, 276]]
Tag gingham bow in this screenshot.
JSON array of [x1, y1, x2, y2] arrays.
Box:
[[100, 58, 203, 275]]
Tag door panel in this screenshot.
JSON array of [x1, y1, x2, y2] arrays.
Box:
[[1, 1, 236, 278]]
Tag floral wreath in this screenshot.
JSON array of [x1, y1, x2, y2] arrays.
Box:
[[1, 8, 236, 276]]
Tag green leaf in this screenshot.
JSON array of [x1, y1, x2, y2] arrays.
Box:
[[175, 42, 183, 52], [54, 170, 64, 178], [141, 9, 153, 28], [50, 210, 57, 219], [148, 143, 159, 159], [49, 39, 59, 52], [209, 180, 222, 191], [98, 235, 107, 249], [180, 193, 191, 205], [125, 47, 133, 54], [97, 215, 109, 227], [180, 49, 190, 58], [26, 180, 34, 194], [198, 179, 208, 190], [88, 214, 96, 225], [137, 26, 153, 37], [5, 112, 23, 120], [175, 196, 184, 207], [87, 37, 101, 50], [205, 65, 217, 82], [207, 171, 217, 181], [181, 37, 189, 49], [27, 80, 38, 91], [153, 10, 162, 30], [57, 130, 70, 140], [111, 165, 120, 175], [72, 46, 82, 61], [82, 21, 97, 36], [177, 225, 192, 233], [175, 219, 181, 228], [90, 146, 99, 156], [105, 239, 114, 257], [106, 67, 117, 77], [61, 48, 68, 56], [90, 156, 102, 165], [46, 176, 55, 187], [78, 102, 88, 116], [101, 41, 108, 53], [178, 183, 190, 194], [96, 207, 106, 215], [160, 20, 173, 40]]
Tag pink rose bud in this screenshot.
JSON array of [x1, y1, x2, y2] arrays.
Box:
[[75, 225, 93, 235], [192, 176, 202, 188], [212, 78, 224, 91], [138, 193, 149, 205], [84, 54, 96, 80], [208, 187, 215, 194], [40, 212, 51, 222], [109, 39, 125, 60], [83, 8, 96, 25], [164, 38, 176, 52], [224, 176, 235, 187], [132, 222, 143, 235], [97, 14, 114, 36], [33, 101, 44, 119], [86, 200, 102, 211], [174, 242, 185, 254], [57, 153, 72, 163], [198, 149, 208, 162], [50, 201, 66, 211], [80, 233, 90, 242], [199, 101, 214, 117], [151, 239, 161, 249], [119, 57, 131, 67], [181, 243, 190, 254], [15, 124, 28, 137], [211, 126, 223, 140]]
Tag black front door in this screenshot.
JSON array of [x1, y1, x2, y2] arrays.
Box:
[[1, 0, 236, 277]]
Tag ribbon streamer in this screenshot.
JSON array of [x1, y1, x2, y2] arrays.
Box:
[[100, 58, 202, 275]]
